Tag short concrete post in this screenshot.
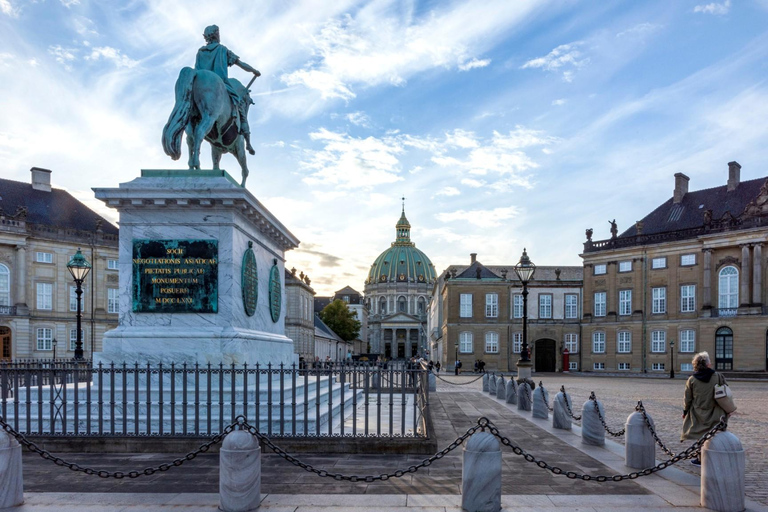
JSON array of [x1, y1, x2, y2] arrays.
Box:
[[701, 432, 745, 512], [0, 430, 23, 508], [428, 371, 436, 392], [372, 371, 380, 390], [552, 392, 571, 430], [489, 373, 497, 395], [505, 379, 517, 405], [581, 398, 605, 446], [532, 384, 549, 419], [482, 373, 489, 392], [496, 376, 506, 401], [220, 429, 261, 512], [462, 431, 501, 512], [517, 383, 532, 412], [625, 411, 655, 469]]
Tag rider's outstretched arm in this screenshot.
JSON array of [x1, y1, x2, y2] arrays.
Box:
[[235, 59, 260, 77]]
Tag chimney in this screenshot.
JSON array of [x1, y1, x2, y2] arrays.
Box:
[[30, 167, 52, 192], [727, 161, 741, 192], [673, 173, 689, 204], [470, 253, 477, 264]]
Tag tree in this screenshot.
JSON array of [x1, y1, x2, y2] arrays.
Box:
[[319, 299, 361, 342]]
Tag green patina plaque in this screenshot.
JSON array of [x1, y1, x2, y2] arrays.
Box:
[[132, 239, 218, 313], [269, 258, 281, 323], [241, 241, 258, 316]]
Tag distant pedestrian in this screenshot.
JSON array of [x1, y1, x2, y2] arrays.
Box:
[[454, 360, 460, 375], [435, 361, 441, 374], [680, 351, 727, 466]]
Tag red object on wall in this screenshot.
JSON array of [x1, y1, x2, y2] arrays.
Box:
[[563, 348, 570, 372]]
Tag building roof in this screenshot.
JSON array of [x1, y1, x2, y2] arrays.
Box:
[[314, 296, 332, 314], [446, 264, 583, 283], [0, 176, 118, 235], [335, 285, 360, 296], [454, 261, 504, 280], [314, 315, 345, 342]]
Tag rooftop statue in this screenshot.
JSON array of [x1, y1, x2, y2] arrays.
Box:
[[162, 25, 260, 187]]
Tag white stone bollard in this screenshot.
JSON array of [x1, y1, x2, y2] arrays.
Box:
[[517, 383, 532, 412], [488, 373, 497, 395], [482, 373, 490, 392], [625, 411, 655, 469], [496, 376, 506, 401], [372, 371, 380, 390], [428, 372, 436, 392], [0, 430, 24, 509], [462, 431, 501, 512], [532, 385, 549, 419], [220, 429, 261, 512], [505, 379, 517, 405], [552, 392, 571, 430], [581, 398, 605, 446], [701, 432, 745, 512]]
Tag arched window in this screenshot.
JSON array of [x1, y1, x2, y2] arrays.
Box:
[[0, 264, 9, 306], [459, 332, 473, 353], [379, 296, 387, 314], [718, 266, 738, 311], [417, 296, 426, 315], [398, 296, 406, 313], [715, 327, 733, 370]]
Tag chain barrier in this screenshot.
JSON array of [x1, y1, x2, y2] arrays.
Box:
[[560, 386, 582, 421], [434, 372, 486, 385], [0, 414, 233, 479], [590, 391, 625, 437], [635, 401, 688, 458], [539, 382, 554, 412]]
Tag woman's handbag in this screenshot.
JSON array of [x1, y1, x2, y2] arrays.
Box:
[[714, 373, 737, 414]]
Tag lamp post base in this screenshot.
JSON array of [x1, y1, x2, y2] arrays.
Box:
[[516, 360, 532, 380]]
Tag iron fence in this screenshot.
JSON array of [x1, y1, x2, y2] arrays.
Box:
[[0, 361, 429, 440]]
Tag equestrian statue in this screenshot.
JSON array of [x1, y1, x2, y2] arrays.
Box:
[[162, 25, 260, 187]]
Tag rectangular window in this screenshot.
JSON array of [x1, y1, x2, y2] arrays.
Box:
[[651, 257, 666, 269], [107, 259, 119, 270], [512, 332, 522, 354], [617, 331, 631, 353], [36, 283, 52, 310], [652, 363, 666, 371], [568, 361, 578, 370], [69, 286, 79, 312], [618, 362, 630, 370], [512, 294, 523, 318], [564, 294, 578, 319], [460, 294, 472, 318], [681, 363, 693, 372], [36, 328, 53, 351], [594, 292, 606, 317], [459, 332, 473, 353], [680, 254, 696, 266], [651, 330, 666, 353], [592, 332, 605, 353], [69, 328, 84, 351], [619, 260, 632, 272], [594, 263, 607, 275], [619, 289, 632, 316], [539, 294, 552, 319], [680, 285, 696, 313], [593, 362, 605, 370], [680, 329, 695, 353], [36, 252, 53, 263], [564, 333, 578, 354], [485, 293, 498, 318], [652, 287, 666, 314], [485, 332, 498, 353], [108, 288, 119, 314]]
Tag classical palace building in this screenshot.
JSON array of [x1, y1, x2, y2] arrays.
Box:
[[284, 268, 315, 363], [0, 168, 119, 361], [364, 207, 436, 359], [581, 162, 768, 374], [428, 254, 582, 372]]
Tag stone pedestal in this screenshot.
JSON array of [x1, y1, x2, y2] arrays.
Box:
[[625, 411, 655, 469], [482, 373, 489, 392], [581, 398, 605, 446], [505, 380, 517, 405], [488, 373, 497, 395], [552, 392, 571, 430], [517, 383, 532, 412], [701, 432, 745, 512], [0, 431, 23, 508], [532, 385, 549, 419], [516, 360, 532, 381], [93, 171, 299, 366], [220, 429, 261, 512], [462, 432, 501, 512]]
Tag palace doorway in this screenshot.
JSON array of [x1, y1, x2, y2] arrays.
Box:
[[715, 327, 733, 371], [0, 327, 10, 362], [534, 339, 556, 372]]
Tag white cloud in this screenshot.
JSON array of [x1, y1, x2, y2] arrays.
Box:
[[48, 45, 78, 70], [28, 58, 38, 67], [0, 52, 13, 67], [0, 0, 19, 17], [60, 0, 80, 7], [461, 178, 486, 188], [459, 58, 491, 71], [435, 186, 460, 197], [86, 46, 139, 68], [345, 111, 370, 127], [281, 68, 356, 101], [435, 206, 519, 228], [694, 0, 731, 15], [616, 23, 663, 38], [521, 42, 589, 82], [552, 98, 567, 106]]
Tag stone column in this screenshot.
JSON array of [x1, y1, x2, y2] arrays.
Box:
[[702, 249, 712, 308], [752, 244, 762, 306], [390, 330, 397, 359], [14, 245, 26, 306], [740, 245, 750, 306]]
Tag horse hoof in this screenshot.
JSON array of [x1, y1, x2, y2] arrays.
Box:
[[248, 148, 255, 156]]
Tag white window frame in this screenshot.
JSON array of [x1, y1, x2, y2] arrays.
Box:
[[484, 332, 498, 353], [681, 363, 693, 372], [0, 264, 9, 307], [460, 294, 472, 318], [564, 294, 578, 319], [69, 328, 84, 351], [652, 287, 666, 314], [618, 260, 632, 272], [652, 362, 666, 371], [107, 259, 119, 270], [512, 294, 523, 318], [485, 293, 498, 318], [619, 289, 632, 316], [618, 362, 630, 371], [680, 254, 696, 266], [512, 332, 522, 354], [680, 284, 696, 313], [69, 285, 80, 312], [539, 294, 552, 319], [36, 282, 53, 310], [108, 288, 119, 314], [592, 332, 605, 353], [718, 266, 739, 309], [679, 329, 695, 353], [564, 333, 578, 354], [36, 251, 53, 263], [568, 361, 578, 370], [459, 332, 473, 353], [594, 292, 606, 317], [651, 330, 666, 353], [617, 331, 631, 353], [593, 362, 605, 370], [594, 263, 607, 275], [36, 328, 53, 351], [651, 257, 667, 269]]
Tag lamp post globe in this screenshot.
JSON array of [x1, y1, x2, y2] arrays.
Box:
[[513, 248, 535, 379], [67, 248, 92, 361]]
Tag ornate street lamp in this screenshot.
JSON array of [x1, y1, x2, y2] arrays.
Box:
[[67, 248, 91, 361], [513, 248, 536, 378], [52, 337, 57, 360], [454, 342, 459, 375]]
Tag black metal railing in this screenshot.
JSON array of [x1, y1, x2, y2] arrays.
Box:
[[0, 362, 428, 439], [0, 305, 16, 315]]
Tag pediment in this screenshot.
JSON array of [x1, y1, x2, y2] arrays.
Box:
[[381, 312, 422, 323]]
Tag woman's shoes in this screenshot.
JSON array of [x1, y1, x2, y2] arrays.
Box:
[[690, 458, 701, 466]]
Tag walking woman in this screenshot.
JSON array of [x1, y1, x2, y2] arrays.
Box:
[[681, 351, 727, 466]]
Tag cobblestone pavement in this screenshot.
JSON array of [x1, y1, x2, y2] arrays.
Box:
[[436, 372, 768, 507]]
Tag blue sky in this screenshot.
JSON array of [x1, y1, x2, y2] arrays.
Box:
[[2, 0, 768, 294]]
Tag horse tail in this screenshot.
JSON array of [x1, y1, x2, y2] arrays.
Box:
[[162, 67, 196, 160]]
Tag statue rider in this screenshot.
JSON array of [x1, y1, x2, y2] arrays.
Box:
[[195, 25, 260, 155]]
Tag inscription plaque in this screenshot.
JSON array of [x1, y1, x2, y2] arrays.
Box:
[[132, 239, 218, 313], [241, 242, 258, 317], [269, 258, 281, 323]]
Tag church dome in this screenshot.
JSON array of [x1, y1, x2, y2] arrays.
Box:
[[366, 208, 437, 285]]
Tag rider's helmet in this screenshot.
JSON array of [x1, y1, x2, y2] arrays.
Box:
[[203, 25, 220, 44]]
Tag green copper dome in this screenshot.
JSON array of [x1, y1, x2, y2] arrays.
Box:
[[366, 208, 437, 285]]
